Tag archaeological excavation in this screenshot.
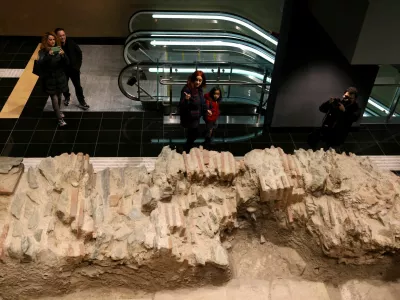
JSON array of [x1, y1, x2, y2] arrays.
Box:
[[0, 147, 399, 299]]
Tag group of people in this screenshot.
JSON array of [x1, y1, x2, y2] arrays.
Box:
[[36, 29, 89, 126], [180, 70, 361, 152], [179, 71, 222, 152]]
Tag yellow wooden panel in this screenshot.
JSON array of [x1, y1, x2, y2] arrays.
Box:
[[0, 43, 41, 119]]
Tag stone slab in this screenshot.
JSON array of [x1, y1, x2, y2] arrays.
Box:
[[0, 164, 24, 195]]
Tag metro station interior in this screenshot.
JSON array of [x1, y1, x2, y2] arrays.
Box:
[[0, 1, 399, 163]]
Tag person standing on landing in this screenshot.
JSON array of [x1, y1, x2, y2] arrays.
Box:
[[54, 28, 90, 110], [179, 71, 209, 152], [203, 87, 222, 149], [37, 32, 69, 126]]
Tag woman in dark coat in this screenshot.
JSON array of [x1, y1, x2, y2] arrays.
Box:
[[38, 32, 69, 126], [179, 71, 208, 152]]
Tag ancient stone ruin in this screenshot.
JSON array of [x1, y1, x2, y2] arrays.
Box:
[[0, 147, 399, 299]]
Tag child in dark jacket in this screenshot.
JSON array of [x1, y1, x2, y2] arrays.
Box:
[[203, 87, 222, 148]]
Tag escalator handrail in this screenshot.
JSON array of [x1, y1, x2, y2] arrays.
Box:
[[123, 36, 275, 65], [125, 30, 276, 56], [127, 10, 277, 47]]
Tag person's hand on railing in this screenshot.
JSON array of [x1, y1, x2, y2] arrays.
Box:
[[184, 92, 191, 100]]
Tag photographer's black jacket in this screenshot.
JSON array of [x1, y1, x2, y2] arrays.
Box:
[[319, 99, 361, 130]]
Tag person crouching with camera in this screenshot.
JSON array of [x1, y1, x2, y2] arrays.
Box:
[[309, 87, 361, 151]]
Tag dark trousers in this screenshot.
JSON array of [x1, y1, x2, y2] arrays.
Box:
[[308, 127, 347, 151], [184, 127, 199, 153], [63, 68, 85, 102]]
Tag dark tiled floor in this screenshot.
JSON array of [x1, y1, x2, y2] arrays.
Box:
[[1, 107, 399, 161]]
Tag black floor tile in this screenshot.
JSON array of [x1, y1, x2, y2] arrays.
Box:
[[6, 131, 34, 143], [9, 61, 27, 68], [212, 143, 230, 153], [229, 143, 252, 156], [0, 119, 17, 131], [13, 53, 32, 61], [143, 111, 163, 118], [58, 118, 80, 130], [100, 118, 122, 130], [41, 111, 58, 119], [290, 132, 310, 143], [141, 143, 165, 157], [0, 61, 11, 68], [82, 112, 103, 119], [142, 119, 163, 130], [95, 143, 119, 157], [365, 124, 387, 130], [122, 118, 142, 131], [0, 86, 14, 97], [357, 143, 384, 155], [30, 131, 55, 143], [271, 142, 296, 154], [48, 143, 73, 157], [19, 43, 38, 53], [79, 118, 101, 130], [53, 130, 77, 143], [352, 131, 375, 143], [75, 130, 99, 143], [3, 44, 21, 53], [270, 132, 293, 143], [142, 130, 162, 143], [1, 143, 28, 157], [370, 130, 395, 142], [118, 143, 141, 157], [72, 143, 95, 156], [0, 131, 11, 143], [164, 124, 182, 131], [97, 130, 120, 143], [63, 112, 83, 119], [36, 118, 58, 130], [20, 106, 43, 118], [0, 78, 18, 86], [120, 130, 142, 144], [123, 112, 143, 119], [25, 144, 50, 157], [224, 129, 248, 138], [378, 142, 400, 155], [14, 119, 38, 130], [0, 53, 14, 61], [164, 130, 185, 140], [223, 124, 250, 130], [102, 112, 123, 119]]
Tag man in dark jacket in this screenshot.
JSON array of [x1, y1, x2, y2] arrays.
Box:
[[55, 28, 90, 109], [309, 87, 361, 150]]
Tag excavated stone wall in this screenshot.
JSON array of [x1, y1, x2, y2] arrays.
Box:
[[0, 147, 399, 299]]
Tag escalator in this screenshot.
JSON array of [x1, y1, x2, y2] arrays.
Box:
[[118, 11, 278, 124]]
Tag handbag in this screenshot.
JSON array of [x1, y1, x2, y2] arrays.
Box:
[[32, 60, 41, 76]]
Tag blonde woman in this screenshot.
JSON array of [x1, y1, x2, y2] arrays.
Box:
[[37, 32, 69, 126]]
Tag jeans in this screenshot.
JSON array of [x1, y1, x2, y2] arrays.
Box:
[[63, 68, 85, 102], [49, 93, 62, 119]]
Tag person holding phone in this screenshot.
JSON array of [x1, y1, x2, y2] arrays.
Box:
[[55, 28, 90, 110], [37, 32, 69, 126], [179, 71, 208, 152]]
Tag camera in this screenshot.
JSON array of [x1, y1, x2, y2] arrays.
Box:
[[332, 97, 342, 107]]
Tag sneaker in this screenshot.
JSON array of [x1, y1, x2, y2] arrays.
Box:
[[79, 101, 90, 110], [60, 112, 65, 118], [64, 98, 70, 106], [58, 119, 67, 127]]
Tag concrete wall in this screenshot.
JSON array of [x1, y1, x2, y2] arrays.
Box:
[[352, 0, 400, 64], [0, 0, 283, 37], [267, 0, 378, 127]]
